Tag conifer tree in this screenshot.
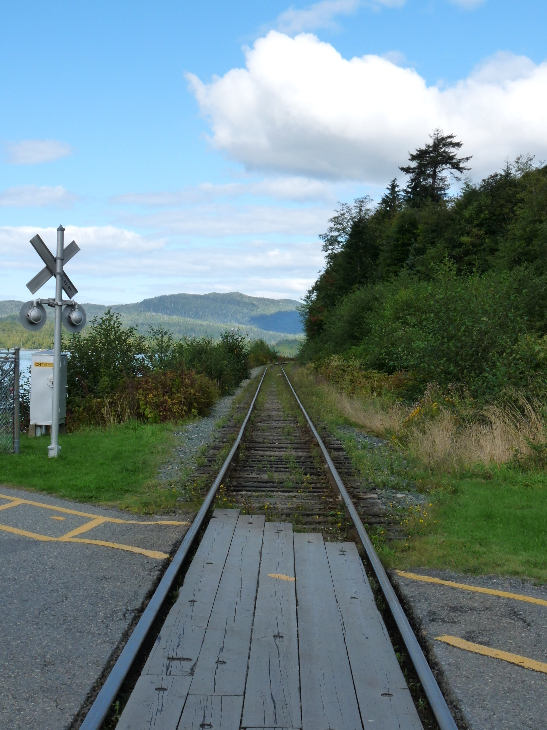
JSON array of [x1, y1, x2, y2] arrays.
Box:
[[379, 178, 403, 215], [400, 129, 472, 205]]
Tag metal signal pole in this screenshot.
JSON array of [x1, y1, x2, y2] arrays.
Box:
[[48, 225, 65, 458], [21, 225, 87, 457]]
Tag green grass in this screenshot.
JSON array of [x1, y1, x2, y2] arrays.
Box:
[[286, 363, 547, 583], [393, 467, 547, 582], [0, 421, 180, 513]]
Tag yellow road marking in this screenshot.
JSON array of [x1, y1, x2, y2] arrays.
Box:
[[60, 538, 168, 560], [0, 499, 24, 512], [436, 636, 547, 675], [60, 517, 107, 539], [268, 573, 296, 581], [51, 516, 66, 521], [0, 524, 58, 543], [0, 523, 169, 559], [0, 492, 189, 526], [395, 570, 547, 608]]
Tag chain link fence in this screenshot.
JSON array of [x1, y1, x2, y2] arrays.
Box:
[[0, 349, 20, 454]]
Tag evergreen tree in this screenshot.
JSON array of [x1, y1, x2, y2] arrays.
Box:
[[400, 129, 472, 205], [378, 179, 403, 216]]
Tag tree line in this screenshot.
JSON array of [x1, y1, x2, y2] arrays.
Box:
[[300, 131, 547, 399]]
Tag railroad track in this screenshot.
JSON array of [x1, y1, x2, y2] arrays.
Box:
[[221, 367, 403, 540], [80, 364, 458, 730]]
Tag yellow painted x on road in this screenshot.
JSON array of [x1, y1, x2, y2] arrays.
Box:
[[0, 492, 190, 559]]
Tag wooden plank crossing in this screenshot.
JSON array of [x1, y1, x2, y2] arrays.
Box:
[[118, 511, 423, 730], [241, 522, 300, 729], [145, 510, 240, 678], [294, 531, 363, 730], [189, 514, 265, 695], [177, 695, 243, 730], [325, 542, 422, 729]]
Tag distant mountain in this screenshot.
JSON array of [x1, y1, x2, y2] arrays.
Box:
[[249, 311, 302, 335], [118, 292, 301, 324], [0, 292, 304, 347], [0, 301, 23, 318]]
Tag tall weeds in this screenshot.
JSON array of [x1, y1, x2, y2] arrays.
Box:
[[309, 361, 547, 471]]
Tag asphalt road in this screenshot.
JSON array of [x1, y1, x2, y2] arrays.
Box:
[[393, 568, 547, 730], [0, 485, 192, 730]]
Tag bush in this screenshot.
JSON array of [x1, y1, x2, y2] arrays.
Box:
[[247, 339, 277, 367], [133, 370, 218, 423], [63, 313, 251, 428], [173, 330, 250, 394], [63, 310, 147, 402], [304, 267, 545, 399], [68, 370, 218, 429]]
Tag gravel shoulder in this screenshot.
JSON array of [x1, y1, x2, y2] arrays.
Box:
[[157, 366, 263, 488]]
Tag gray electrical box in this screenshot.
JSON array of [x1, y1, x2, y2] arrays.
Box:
[[30, 351, 67, 431]]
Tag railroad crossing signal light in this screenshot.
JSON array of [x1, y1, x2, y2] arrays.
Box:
[[62, 304, 87, 333], [19, 301, 47, 331]]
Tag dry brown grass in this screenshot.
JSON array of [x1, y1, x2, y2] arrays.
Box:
[[334, 390, 408, 435], [405, 395, 546, 470], [301, 363, 547, 470]]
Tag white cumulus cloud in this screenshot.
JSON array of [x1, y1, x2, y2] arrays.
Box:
[[188, 33, 547, 183], [0, 185, 78, 208], [4, 139, 73, 165]]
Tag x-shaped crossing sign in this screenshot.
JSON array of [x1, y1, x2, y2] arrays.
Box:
[[26, 234, 80, 298]]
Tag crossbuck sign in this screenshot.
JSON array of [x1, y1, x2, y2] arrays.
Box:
[[20, 225, 87, 458]]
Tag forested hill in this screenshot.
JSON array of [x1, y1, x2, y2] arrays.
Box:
[[0, 292, 304, 347], [300, 131, 547, 400], [127, 292, 299, 324]]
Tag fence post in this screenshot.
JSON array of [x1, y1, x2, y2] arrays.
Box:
[[14, 347, 20, 454]]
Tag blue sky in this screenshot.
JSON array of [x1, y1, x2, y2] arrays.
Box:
[[1, 0, 547, 304]]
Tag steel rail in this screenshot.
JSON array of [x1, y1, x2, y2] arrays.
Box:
[[80, 366, 269, 730], [280, 365, 458, 730]]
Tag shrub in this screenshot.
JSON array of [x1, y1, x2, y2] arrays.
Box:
[[133, 370, 218, 423], [174, 330, 250, 394], [63, 310, 147, 403], [68, 370, 218, 429], [305, 267, 545, 399], [247, 339, 277, 367], [63, 313, 251, 428]]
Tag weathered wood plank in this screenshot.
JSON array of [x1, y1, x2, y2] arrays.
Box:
[[242, 522, 301, 729], [189, 514, 265, 695], [294, 532, 363, 730], [116, 675, 191, 730], [176, 695, 242, 730], [145, 510, 240, 677], [325, 542, 423, 729]]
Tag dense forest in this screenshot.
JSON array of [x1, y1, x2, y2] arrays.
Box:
[[300, 131, 547, 400]]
